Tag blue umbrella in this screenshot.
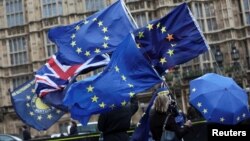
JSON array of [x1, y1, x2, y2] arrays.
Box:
[[189, 73, 249, 125]]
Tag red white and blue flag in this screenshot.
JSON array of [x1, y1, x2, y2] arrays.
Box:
[[35, 54, 110, 97]]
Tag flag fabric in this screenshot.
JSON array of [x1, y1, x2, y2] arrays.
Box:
[[35, 54, 109, 111], [48, 0, 136, 65], [35, 54, 110, 97], [134, 2, 209, 75], [10, 79, 64, 131], [131, 87, 169, 141], [63, 34, 163, 125]]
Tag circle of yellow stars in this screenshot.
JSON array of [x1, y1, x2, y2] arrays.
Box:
[[70, 17, 111, 59], [85, 65, 137, 110], [135, 22, 177, 66], [27, 89, 62, 121]]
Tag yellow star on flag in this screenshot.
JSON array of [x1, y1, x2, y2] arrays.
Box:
[[29, 112, 34, 116], [147, 24, 153, 31], [121, 100, 127, 106], [37, 115, 42, 121], [102, 42, 108, 48], [71, 41, 76, 47], [91, 95, 99, 102], [160, 57, 167, 65], [161, 26, 166, 33], [87, 85, 94, 92], [99, 102, 106, 108], [115, 66, 120, 72], [76, 48, 82, 54], [138, 32, 144, 39], [26, 96, 31, 100], [71, 34, 76, 39], [104, 36, 110, 41], [121, 75, 126, 81], [56, 110, 61, 114], [102, 27, 108, 33], [157, 23, 161, 28], [84, 51, 91, 56], [94, 48, 101, 53], [128, 84, 134, 88], [75, 25, 80, 30], [47, 114, 52, 119], [84, 20, 89, 24], [129, 92, 135, 97], [98, 21, 103, 27], [167, 49, 174, 56]]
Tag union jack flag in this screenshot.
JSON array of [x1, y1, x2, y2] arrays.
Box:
[[35, 54, 110, 97]]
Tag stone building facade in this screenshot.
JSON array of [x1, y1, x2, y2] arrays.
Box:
[[0, 0, 249, 137]]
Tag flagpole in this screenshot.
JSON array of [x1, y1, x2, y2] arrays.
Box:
[[121, 0, 139, 29]]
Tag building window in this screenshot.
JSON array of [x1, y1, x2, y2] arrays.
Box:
[[194, 3, 203, 18], [243, 0, 250, 25], [44, 31, 57, 57], [205, 2, 217, 31], [8, 37, 28, 65], [41, 0, 63, 18], [5, 0, 24, 27], [85, 0, 105, 12], [134, 13, 147, 27], [12, 76, 30, 89], [193, 3, 205, 31], [202, 51, 210, 62]]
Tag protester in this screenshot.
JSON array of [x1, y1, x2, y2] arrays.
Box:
[[149, 92, 192, 141], [69, 121, 78, 136], [98, 95, 139, 141], [22, 125, 31, 140]]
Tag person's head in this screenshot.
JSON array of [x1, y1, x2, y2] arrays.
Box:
[[152, 92, 170, 113]]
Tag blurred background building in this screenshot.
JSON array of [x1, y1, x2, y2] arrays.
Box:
[[0, 0, 249, 137]]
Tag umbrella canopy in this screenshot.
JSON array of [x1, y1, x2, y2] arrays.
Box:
[[189, 73, 249, 125]]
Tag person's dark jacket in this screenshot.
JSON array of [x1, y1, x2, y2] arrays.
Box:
[[98, 96, 138, 141], [149, 109, 190, 141], [23, 129, 31, 140]]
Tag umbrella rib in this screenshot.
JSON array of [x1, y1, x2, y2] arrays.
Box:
[[206, 92, 226, 122]]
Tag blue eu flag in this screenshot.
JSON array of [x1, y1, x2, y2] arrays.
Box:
[[134, 3, 209, 75], [63, 34, 163, 125], [10, 79, 64, 131], [48, 0, 136, 65]]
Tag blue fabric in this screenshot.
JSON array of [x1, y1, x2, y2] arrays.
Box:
[[10, 79, 64, 131], [134, 3, 208, 75], [63, 34, 163, 125], [48, 0, 136, 65], [35, 54, 109, 111], [189, 73, 250, 125]]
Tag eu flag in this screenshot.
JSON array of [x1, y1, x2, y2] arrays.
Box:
[[134, 3, 209, 75], [63, 34, 163, 125], [10, 79, 64, 131], [48, 0, 136, 65]]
